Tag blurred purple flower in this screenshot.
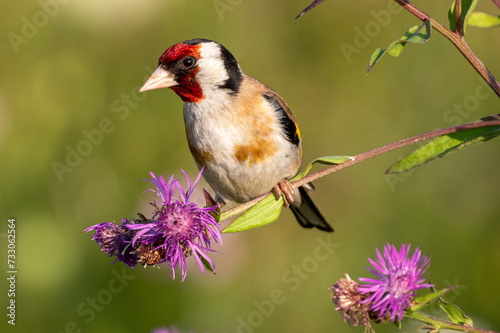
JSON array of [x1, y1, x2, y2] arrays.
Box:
[[84, 220, 138, 268], [126, 169, 222, 281], [358, 243, 433, 322], [151, 327, 184, 333]]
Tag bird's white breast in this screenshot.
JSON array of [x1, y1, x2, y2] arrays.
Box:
[[182, 82, 301, 205]]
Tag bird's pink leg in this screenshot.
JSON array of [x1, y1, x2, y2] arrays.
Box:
[[273, 179, 295, 208]]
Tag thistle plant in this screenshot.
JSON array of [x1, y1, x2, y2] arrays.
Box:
[[358, 244, 433, 323], [331, 243, 498, 333]]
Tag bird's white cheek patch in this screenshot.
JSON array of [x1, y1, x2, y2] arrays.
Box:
[[197, 43, 229, 90]]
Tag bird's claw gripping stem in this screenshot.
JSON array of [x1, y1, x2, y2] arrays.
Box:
[[273, 179, 295, 208]]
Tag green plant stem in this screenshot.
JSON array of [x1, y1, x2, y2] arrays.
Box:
[[220, 119, 500, 221], [393, 0, 500, 99], [406, 311, 498, 333]]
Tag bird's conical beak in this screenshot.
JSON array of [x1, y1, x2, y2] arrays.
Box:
[[139, 66, 178, 92]]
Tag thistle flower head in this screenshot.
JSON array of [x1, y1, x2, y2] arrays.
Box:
[[358, 243, 433, 322], [126, 169, 222, 281], [85, 168, 222, 281], [331, 274, 372, 331]]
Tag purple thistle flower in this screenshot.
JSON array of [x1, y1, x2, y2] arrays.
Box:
[[358, 243, 433, 323], [84, 220, 138, 268], [126, 168, 222, 281]]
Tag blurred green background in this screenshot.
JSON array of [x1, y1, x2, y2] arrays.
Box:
[[1, 0, 500, 332]]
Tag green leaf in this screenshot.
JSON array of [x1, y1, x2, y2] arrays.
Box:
[[469, 12, 500, 28], [386, 123, 500, 174], [291, 155, 351, 181], [367, 20, 431, 73], [222, 194, 284, 233], [448, 0, 479, 34], [448, 1, 456, 31], [195, 249, 217, 275], [438, 298, 473, 326], [210, 203, 221, 222], [411, 286, 455, 312]]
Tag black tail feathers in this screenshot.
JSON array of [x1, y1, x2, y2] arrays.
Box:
[[289, 185, 333, 232]]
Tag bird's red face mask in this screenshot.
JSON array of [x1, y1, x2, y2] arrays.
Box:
[[140, 42, 204, 102]]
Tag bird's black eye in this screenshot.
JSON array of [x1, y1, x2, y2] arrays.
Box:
[[182, 56, 196, 68]]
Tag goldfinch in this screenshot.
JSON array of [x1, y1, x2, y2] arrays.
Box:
[[140, 38, 333, 232]]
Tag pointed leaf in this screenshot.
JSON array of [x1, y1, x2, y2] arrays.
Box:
[[296, 0, 325, 19], [438, 298, 473, 326], [461, 0, 478, 34], [469, 12, 500, 28], [203, 188, 221, 221], [291, 155, 351, 181], [222, 195, 284, 233], [411, 286, 455, 312], [449, 0, 479, 34], [195, 249, 217, 275], [386, 122, 500, 174], [449, 0, 459, 32], [367, 20, 431, 73]]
